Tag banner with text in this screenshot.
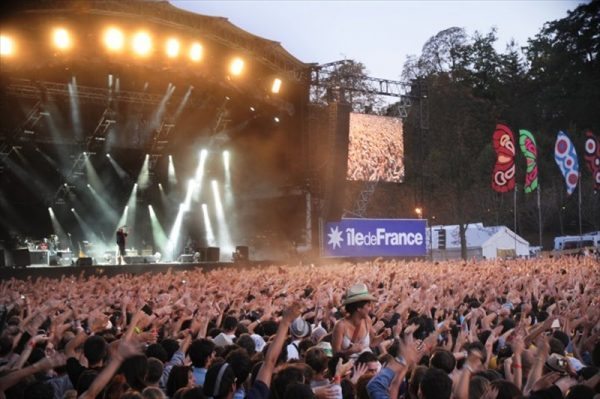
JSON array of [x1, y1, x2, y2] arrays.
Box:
[[322, 218, 427, 257]]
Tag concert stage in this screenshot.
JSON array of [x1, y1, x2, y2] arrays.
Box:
[[0, 261, 268, 281]]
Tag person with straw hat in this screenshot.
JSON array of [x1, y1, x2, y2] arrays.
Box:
[[332, 283, 387, 358]]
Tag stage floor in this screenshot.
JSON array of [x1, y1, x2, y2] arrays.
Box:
[[0, 261, 264, 280]]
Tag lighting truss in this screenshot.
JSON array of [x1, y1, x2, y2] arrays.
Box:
[[6, 78, 167, 106]]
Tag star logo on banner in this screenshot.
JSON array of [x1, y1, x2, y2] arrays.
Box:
[[327, 226, 344, 249]]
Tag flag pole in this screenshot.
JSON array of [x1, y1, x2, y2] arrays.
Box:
[[514, 183, 518, 256], [537, 184, 543, 249], [578, 175, 583, 238]]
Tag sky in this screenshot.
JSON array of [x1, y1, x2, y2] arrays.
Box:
[[170, 0, 582, 82]]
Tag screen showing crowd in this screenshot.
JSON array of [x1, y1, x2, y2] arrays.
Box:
[[346, 113, 404, 182]]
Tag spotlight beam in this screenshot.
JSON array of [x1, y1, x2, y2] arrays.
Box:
[[148, 205, 168, 254]]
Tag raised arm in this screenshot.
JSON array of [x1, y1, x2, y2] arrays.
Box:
[[255, 302, 300, 388]]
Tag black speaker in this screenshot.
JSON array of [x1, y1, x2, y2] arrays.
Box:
[[438, 229, 447, 250], [198, 247, 208, 262], [13, 249, 30, 268], [207, 247, 220, 262], [76, 257, 93, 267], [235, 246, 249, 261]]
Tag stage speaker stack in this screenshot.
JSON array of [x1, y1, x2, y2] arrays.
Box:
[[13, 249, 30, 268], [76, 257, 93, 267], [319, 100, 351, 222], [207, 247, 220, 262]]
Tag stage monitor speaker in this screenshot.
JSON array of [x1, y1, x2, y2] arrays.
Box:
[[13, 249, 30, 268], [76, 257, 93, 267], [235, 246, 249, 261], [207, 247, 220, 262], [198, 247, 208, 262], [178, 254, 194, 263]]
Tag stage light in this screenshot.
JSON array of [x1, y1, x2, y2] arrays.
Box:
[[166, 38, 180, 58], [223, 150, 230, 175], [53, 28, 72, 50], [168, 155, 177, 186], [211, 180, 234, 259], [87, 184, 91, 188], [48, 207, 52, 212], [148, 204, 168, 254], [230, 57, 244, 76], [274, 117, 280, 123], [250, 106, 255, 112], [132, 31, 152, 56], [106, 153, 110, 158], [202, 203, 216, 246], [0, 35, 14, 56], [271, 78, 282, 94], [103, 27, 124, 52], [137, 155, 151, 189], [189, 42, 203, 62], [71, 208, 75, 212]]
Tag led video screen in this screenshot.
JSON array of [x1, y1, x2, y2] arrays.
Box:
[[347, 113, 404, 182]]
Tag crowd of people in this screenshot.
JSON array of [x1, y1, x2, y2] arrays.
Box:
[[347, 114, 405, 182], [0, 256, 598, 399]]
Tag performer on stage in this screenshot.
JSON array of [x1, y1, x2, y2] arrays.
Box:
[[116, 226, 128, 265]]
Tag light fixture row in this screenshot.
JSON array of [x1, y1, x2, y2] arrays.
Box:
[[1, 29, 283, 92]]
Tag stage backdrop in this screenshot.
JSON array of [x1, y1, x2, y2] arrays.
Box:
[[346, 113, 404, 182], [322, 218, 426, 257]]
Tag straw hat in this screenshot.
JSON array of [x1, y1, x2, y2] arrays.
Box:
[[342, 283, 376, 306]]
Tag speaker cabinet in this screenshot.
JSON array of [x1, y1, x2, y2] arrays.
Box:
[[76, 257, 93, 267], [13, 249, 30, 268], [207, 247, 220, 262]]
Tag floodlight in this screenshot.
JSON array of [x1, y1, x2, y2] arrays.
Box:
[[271, 78, 282, 94], [132, 31, 152, 56], [166, 38, 180, 58], [189, 42, 202, 62], [230, 57, 244, 76], [103, 27, 124, 52], [53, 28, 72, 50], [274, 117, 280, 123], [0, 35, 14, 56]]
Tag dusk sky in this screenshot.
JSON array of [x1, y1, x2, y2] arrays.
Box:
[[171, 0, 581, 81]]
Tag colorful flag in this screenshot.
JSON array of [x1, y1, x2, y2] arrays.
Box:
[[492, 124, 516, 193], [583, 130, 600, 191], [554, 131, 579, 195], [518, 129, 539, 193]]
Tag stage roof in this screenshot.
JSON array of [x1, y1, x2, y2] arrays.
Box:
[[2, 0, 308, 82]]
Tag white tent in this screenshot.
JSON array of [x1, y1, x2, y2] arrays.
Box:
[[430, 223, 530, 260]]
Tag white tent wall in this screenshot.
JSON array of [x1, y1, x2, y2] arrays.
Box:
[[431, 224, 530, 260]]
